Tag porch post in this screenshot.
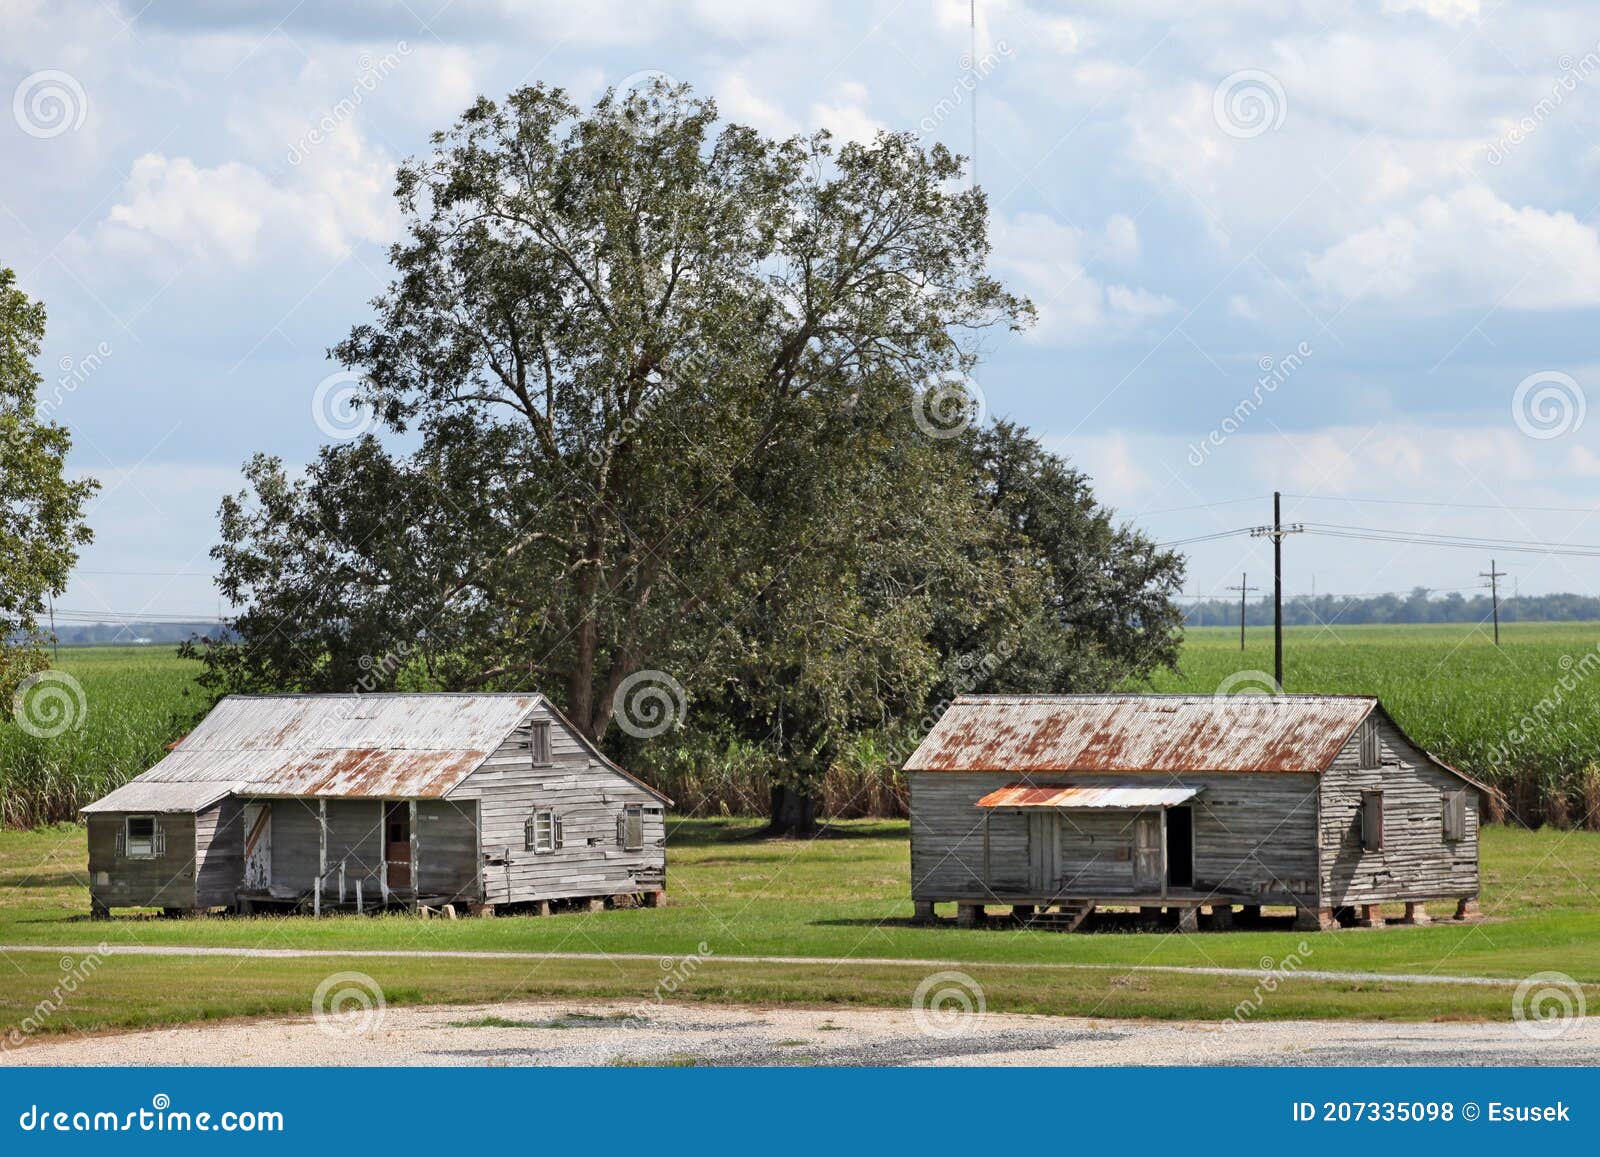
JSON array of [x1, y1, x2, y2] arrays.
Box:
[[408, 799, 419, 913], [317, 798, 327, 915], [1158, 807, 1169, 901]]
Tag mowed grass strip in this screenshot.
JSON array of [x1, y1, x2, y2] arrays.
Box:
[[4, 820, 1600, 991], [0, 950, 1546, 1041]]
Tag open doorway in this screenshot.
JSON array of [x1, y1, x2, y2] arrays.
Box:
[[1166, 806, 1194, 889], [384, 801, 412, 890]]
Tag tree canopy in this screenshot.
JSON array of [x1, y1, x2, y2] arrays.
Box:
[[194, 81, 1183, 830]]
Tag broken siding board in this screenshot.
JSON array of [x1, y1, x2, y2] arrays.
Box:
[[451, 712, 666, 904], [1319, 717, 1481, 905], [194, 798, 245, 908]]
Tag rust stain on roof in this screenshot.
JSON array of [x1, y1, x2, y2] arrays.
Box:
[[135, 693, 544, 799], [905, 695, 1376, 774], [975, 783, 1201, 809]]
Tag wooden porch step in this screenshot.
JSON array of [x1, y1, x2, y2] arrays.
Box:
[[1017, 902, 1096, 932]]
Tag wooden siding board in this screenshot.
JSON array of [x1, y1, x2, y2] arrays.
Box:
[[452, 706, 666, 903], [87, 813, 198, 909], [1318, 717, 1481, 905], [909, 770, 1320, 905]]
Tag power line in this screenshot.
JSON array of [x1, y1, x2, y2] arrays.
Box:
[[1282, 492, 1600, 516]]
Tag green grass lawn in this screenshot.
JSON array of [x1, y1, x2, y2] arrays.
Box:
[[2, 817, 1598, 1035]]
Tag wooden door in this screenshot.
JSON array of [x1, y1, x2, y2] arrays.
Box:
[[384, 802, 411, 890], [1027, 812, 1059, 894], [242, 802, 271, 891], [1133, 812, 1162, 891]]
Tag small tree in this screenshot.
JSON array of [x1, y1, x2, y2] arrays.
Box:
[[0, 267, 97, 694]]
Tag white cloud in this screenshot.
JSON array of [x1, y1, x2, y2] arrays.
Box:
[[992, 212, 1175, 343], [1306, 185, 1600, 310], [716, 72, 800, 137], [1382, 0, 1481, 25], [811, 81, 884, 145], [94, 130, 397, 268]]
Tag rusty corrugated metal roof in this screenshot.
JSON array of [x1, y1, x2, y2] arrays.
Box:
[[905, 694, 1376, 774], [79, 780, 237, 814], [975, 783, 1201, 809], [133, 693, 545, 799]]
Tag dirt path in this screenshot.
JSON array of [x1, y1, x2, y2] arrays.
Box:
[[4, 998, 1596, 1066], [0, 943, 1542, 988]]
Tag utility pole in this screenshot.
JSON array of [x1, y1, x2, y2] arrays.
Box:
[[1480, 559, 1506, 645], [47, 591, 58, 662], [970, 0, 979, 188], [1251, 491, 1304, 690], [1226, 572, 1259, 652]]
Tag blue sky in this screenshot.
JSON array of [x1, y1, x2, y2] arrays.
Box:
[[5, 0, 1600, 622]]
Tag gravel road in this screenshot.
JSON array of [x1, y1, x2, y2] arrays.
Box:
[[5, 1000, 1595, 1067]]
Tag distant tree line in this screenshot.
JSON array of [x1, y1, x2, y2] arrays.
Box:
[[1183, 587, 1600, 627]]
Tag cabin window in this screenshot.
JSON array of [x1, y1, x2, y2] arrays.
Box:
[[526, 809, 562, 853], [1360, 791, 1384, 852], [530, 721, 552, 767], [621, 805, 645, 851], [1359, 720, 1380, 767], [120, 815, 163, 859], [1442, 789, 1467, 842]]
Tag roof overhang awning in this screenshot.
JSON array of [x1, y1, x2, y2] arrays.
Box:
[[975, 784, 1201, 810]]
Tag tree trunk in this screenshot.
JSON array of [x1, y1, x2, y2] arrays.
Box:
[[765, 783, 818, 837]]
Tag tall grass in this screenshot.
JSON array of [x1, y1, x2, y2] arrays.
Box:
[[7, 624, 1600, 829], [0, 647, 205, 827], [1145, 622, 1600, 830]]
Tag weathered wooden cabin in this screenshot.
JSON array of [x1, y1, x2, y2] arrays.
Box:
[[905, 694, 1485, 931], [80, 693, 669, 917]]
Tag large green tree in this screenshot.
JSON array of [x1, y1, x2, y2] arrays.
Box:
[[0, 267, 97, 693], [196, 82, 1028, 761]]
